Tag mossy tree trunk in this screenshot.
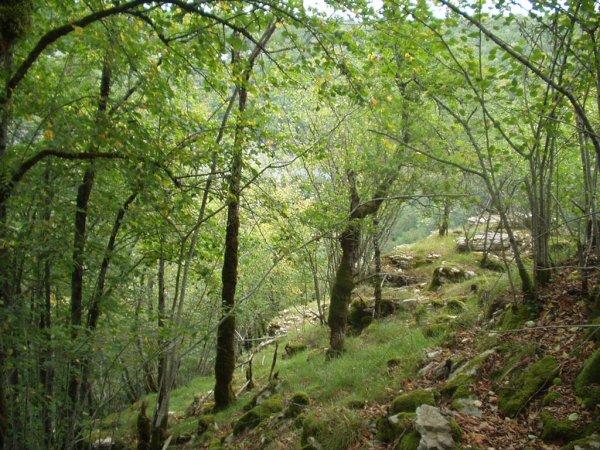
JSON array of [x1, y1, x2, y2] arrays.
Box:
[[438, 200, 450, 236], [214, 24, 276, 410], [213, 86, 244, 407], [151, 255, 168, 449], [327, 171, 391, 356], [373, 217, 384, 318]]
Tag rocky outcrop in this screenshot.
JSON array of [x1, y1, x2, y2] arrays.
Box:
[[457, 232, 510, 252], [430, 266, 475, 290]]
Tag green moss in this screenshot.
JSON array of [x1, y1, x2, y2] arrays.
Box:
[[449, 416, 463, 442], [540, 411, 581, 442], [397, 430, 421, 450], [498, 356, 559, 417], [446, 299, 466, 313], [284, 341, 308, 357], [575, 348, 600, 409], [391, 389, 436, 414], [499, 305, 530, 331], [197, 414, 215, 436], [301, 409, 364, 450], [585, 318, 600, 343], [495, 341, 538, 382], [542, 391, 561, 406], [564, 433, 600, 450], [422, 323, 446, 337], [345, 398, 367, 409], [284, 392, 310, 418], [376, 412, 416, 442], [442, 373, 474, 399], [207, 437, 224, 449], [233, 396, 283, 434]]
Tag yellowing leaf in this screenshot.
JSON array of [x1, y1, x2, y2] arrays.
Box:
[[44, 129, 54, 141]]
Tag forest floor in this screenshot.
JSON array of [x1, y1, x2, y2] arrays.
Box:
[[94, 233, 599, 449]]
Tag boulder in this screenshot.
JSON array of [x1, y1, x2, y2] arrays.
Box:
[[414, 405, 455, 450]]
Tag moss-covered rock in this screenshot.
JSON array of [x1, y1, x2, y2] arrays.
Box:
[[197, 414, 215, 436], [499, 305, 531, 331], [540, 411, 581, 442], [575, 348, 600, 409], [584, 318, 600, 344], [564, 433, 600, 450], [233, 396, 283, 434], [243, 379, 278, 411], [348, 299, 373, 333], [442, 349, 496, 400], [430, 266, 470, 290], [284, 392, 310, 418], [391, 389, 436, 414], [441, 373, 474, 399], [284, 341, 308, 357], [494, 341, 538, 382], [376, 412, 416, 442], [498, 356, 559, 417]]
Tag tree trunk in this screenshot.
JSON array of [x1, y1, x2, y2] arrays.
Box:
[[151, 255, 168, 449], [66, 57, 111, 449], [438, 201, 450, 236], [327, 223, 360, 356], [214, 86, 247, 410], [373, 218, 383, 318]]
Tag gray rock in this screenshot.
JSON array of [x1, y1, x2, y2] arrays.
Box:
[[573, 433, 600, 450], [448, 349, 496, 382], [427, 349, 442, 359], [415, 405, 455, 449], [305, 436, 323, 450], [402, 298, 419, 310], [453, 397, 482, 417]]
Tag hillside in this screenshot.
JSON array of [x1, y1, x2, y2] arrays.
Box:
[[93, 232, 600, 449], [2, 2, 599, 448]]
